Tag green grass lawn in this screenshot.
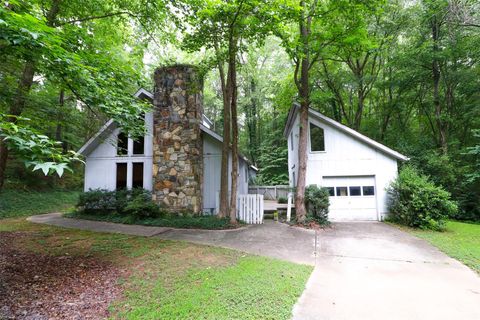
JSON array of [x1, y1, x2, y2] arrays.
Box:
[[406, 220, 480, 273], [0, 189, 80, 219], [1, 219, 312, 319]]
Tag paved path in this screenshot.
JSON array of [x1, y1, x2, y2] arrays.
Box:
[[29, 214, 480, 319], [293, 222, 480, 320], [28, 213, 171, 237]]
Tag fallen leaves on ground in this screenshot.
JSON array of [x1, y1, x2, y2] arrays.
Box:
[[0, 231, 124, 320]]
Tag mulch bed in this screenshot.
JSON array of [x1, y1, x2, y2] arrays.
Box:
[[0, 232, 124, 320]]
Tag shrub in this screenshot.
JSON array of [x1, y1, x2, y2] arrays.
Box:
[[278, 196, 288, 204], [304, 185, 330, 225], [123, 192, 161, 218], [77, 189, 116, 213], [387, 166, 458, 230], [77, 188, 162, 218]]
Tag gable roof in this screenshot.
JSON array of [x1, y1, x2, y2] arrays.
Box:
[[78, 88, 259, 170], [284, 103, 409, 161]]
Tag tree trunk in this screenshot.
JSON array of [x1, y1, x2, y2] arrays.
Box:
[[217, 54, 231, 218], [294, 0, 310, 223], [229, 37, 239, 224]]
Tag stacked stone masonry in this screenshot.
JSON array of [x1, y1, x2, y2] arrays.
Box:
[[152, 65, 203, 213]]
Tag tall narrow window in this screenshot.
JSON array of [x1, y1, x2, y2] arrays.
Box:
[[292, 171, 296, 188], [116, 163, 127, 190], [309, 123, 325, 152], [132, 162, 144, 189], [290, 132, 294, 150], [117, 132, 128, 156], [133, 136, 144, 155]]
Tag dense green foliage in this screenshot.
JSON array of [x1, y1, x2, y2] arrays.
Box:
[[74, 188, 239, 229], [304, 185, 330, 225], [404, 220, 480, 273], [387, 166, 458, 230], [77, 188, 163, 218], [0, 189, 79, 219]]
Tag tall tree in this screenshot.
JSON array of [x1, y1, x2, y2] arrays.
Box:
[[275, 0, 380, 222]]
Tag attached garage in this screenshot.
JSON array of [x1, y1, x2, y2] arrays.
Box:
[[323, 176, 377, 221]]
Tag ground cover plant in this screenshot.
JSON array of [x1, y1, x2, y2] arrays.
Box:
[[0, 189, 79, 219], [0, 218, 312, 319]]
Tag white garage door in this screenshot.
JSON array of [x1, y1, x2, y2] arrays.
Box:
[[322, 176, 378, 221]]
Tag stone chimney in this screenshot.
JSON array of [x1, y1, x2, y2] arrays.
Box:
[[152, 65, 203, 213]]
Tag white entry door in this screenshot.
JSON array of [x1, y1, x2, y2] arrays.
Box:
[[322, 176, 378, 221]]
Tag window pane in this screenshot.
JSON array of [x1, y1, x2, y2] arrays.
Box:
[[132, 162, 144, 189], [326, 187, 335, 196], [116, 163, 127, 190], [363, 186, 375, 196], [336, 186, 348, 196], [310, 123, 325, 151], [133, 136, 145, 155], [117, 132, 128, 156], [349, 186, 361, 196]]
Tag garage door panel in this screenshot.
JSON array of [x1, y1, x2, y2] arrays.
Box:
[[323, 176, 377, 221]]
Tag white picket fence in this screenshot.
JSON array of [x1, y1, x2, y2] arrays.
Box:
[[215, 192, 264, 224], [237, 194, 264, 224]]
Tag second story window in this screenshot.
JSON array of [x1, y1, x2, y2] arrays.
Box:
[[310, 123, 325, 152], [133, 136, 145, 155], [117, 132, 128, 156]]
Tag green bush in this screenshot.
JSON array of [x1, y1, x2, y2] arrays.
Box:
[[304, 185, 330, 225], [77, 189, 116, 213], [387, 166, 458, 230], [77, 188, 162, 218], [123, 192, 161, 218]]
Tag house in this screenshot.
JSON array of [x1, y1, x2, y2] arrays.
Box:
[[284, 104, 408, 221], [79, 65, 256, 214]]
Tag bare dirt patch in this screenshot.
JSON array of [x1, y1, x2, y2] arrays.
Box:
[[0, 231, 124, 320]]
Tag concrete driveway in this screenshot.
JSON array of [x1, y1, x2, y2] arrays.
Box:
[[293, 222, 480, 320]]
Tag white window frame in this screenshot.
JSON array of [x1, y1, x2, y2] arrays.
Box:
[[308, 121, 326, 153]]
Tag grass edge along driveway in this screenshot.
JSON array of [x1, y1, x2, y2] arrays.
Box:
[[396, 220, 480, 274], [0, 218, 312, 320]]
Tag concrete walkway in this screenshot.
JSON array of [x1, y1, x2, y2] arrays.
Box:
[[293, 222, 480, 320], [28, 213, 171, 237]]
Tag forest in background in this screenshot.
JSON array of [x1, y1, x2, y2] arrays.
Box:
[[1, 0, 479, 220]]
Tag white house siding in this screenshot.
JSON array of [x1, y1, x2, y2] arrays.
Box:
[[288, 113, 400, 221], [202, 134, 251, 213], [287, 115, 300, 189], [84, 113, 154, 192]]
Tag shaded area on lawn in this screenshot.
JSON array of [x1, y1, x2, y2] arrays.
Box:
[[66, 211, 241, 230], [0, 219, 312, 319], [0, 189, 80, 219], [0, 231, 122, 320], [401, 220, 480, 273]]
